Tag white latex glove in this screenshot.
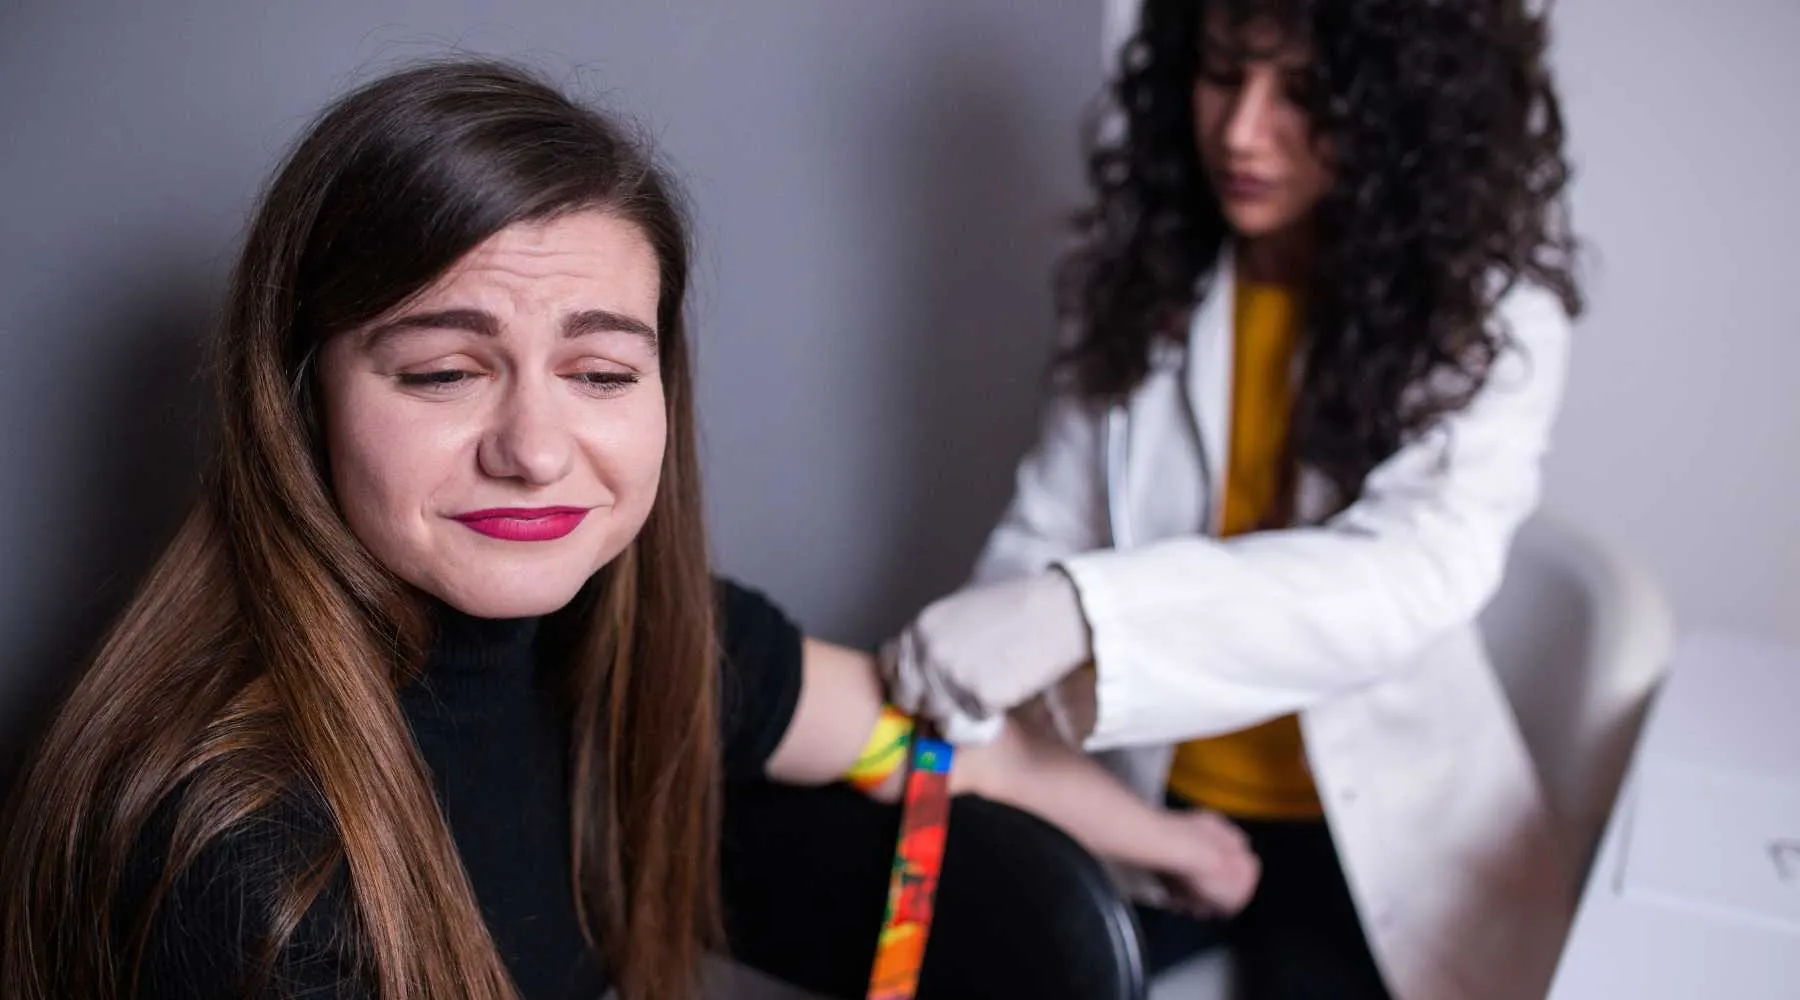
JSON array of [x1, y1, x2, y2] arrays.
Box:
[[881, 570, 1092, 745]]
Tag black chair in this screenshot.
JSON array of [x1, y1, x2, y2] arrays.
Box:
[[721, 781, 1147, 1000]]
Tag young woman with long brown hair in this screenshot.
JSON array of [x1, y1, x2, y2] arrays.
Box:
[[0, 59, 1255, 1000]]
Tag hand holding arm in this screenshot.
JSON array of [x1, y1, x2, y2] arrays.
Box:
[[769, 637, 1259, 914], [879, 569, 1092, 744]]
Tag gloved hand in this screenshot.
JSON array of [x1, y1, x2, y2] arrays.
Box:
[[880, 570, 1092, 745]]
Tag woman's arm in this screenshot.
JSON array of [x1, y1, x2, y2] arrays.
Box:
[[764, 638, 1259, 915], [951, 711, 1260, 915], [762, 638, 902, 792], [888, 285, 1571, 750]]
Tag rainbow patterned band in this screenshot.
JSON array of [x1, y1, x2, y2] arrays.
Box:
[[865, 729, 955, 1000], [845, 705, 915, 793]]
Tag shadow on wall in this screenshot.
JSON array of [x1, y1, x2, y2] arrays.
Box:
[[0, 260, 215, 795], [830, 38, 1071, 644]]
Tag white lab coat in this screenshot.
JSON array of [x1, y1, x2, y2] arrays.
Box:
[[972, 252, 1578, 1000]]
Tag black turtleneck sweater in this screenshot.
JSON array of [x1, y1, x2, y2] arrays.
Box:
[[125, 578, 804, 1000]]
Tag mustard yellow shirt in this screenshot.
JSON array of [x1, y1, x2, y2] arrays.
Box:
[[1164, 281, 1323, 819]]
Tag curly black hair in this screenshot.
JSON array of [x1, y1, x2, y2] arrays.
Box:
[[1057, 0, 1582, 503]]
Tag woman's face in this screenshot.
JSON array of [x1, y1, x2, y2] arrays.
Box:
[[317, 211, 667, 620], [1191, 11, 1333, 242]]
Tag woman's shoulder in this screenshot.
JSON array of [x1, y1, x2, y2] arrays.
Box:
[[714, 577, 805, 779], [1492, 278, 1573, 343], [1484, 279, 1573, 395], [120, 778, 359, 998]]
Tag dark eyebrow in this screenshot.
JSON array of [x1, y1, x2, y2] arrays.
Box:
[[361, 307, 658, 351], [563, 309, 658, 349], [362, 308, 497, 349]]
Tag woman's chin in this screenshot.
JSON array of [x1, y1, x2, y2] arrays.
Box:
[[1222, 204, 1296, 242], [424, 571, 594, 621]]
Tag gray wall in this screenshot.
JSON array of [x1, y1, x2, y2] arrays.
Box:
[[1546, 0, 1800, 644], [0, 2, 1100, 763]]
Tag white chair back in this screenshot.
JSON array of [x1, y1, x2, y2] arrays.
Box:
[[1479, 512, 1675, 867]]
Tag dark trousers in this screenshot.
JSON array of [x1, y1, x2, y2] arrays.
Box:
[[1136, 815, 1393, 1000]]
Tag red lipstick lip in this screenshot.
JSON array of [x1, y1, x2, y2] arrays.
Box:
[[451, 507, 589, 542]]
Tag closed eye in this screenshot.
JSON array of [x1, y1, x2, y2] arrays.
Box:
[[1198, 64, 1243, 88], [570, 371, 641, 394], [396, 370, 477, 389]]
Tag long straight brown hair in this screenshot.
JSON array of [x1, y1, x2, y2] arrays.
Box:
[[0, 60, 720, 1000]]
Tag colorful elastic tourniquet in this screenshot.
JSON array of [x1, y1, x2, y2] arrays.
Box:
[[865, 727, 954, 1000]]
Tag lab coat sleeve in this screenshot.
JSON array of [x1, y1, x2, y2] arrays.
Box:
[[1060, 285, 1573, 750]]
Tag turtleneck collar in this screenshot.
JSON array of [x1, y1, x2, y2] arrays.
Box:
[[428, 603, 542, 676], [400, 602, 550, 720]]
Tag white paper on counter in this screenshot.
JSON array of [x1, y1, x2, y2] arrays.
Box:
[[1618, 757, 1800, 935]]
